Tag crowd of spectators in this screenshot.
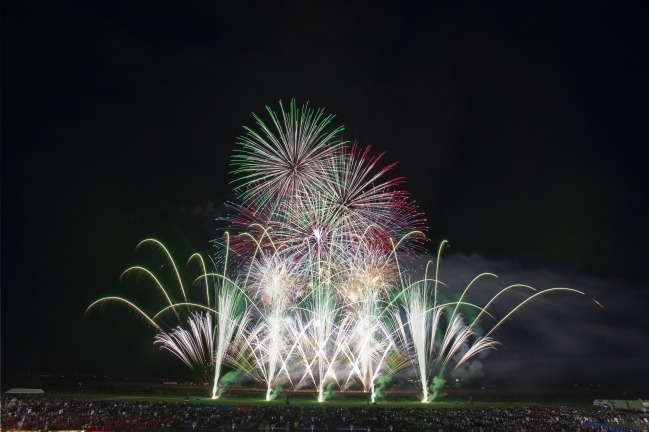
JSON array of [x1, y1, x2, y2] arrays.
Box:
[[324, 406, 649, 431], [2, 396, 648, 431]]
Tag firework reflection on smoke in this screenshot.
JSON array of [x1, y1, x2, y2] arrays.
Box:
[[88, 100, 584, 402]]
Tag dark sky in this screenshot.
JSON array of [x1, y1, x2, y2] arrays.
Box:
[[2, 2, 648, 396]]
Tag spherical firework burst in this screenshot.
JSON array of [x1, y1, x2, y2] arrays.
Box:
[[230, 100, 345, 212]]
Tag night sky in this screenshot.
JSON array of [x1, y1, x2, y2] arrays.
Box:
[[2, 2, 648, 396]]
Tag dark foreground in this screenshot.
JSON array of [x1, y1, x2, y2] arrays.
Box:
[[2, 397, 649, 432]]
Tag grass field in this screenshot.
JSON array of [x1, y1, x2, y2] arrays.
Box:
[[2, 376, 609, 409], [36, 391, 593, 409]]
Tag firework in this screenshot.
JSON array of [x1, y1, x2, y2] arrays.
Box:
[[230, 100, 345, 212], [88, 100, 584, 402], [154, 312, 215, 382]]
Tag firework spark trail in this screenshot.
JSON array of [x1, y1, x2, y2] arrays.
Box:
[[299, 287, 345, 401], [86, 297, 162, 331], [188, 252, 211, 308], [342, 289, 399, 402], [211, 280, 251, 399], [154, 312, 214, 378], [136, 238, 189, 305], [394, 281, 440, 402], [239, 278, 293, 401], [119, 266, 181, 321], [263, 299, 289, 400]]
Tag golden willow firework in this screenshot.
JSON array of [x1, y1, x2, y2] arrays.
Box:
[[87, 100, 584, 403]]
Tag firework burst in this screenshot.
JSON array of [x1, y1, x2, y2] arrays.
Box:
[[89, 100, 584, 403], [230, 100, 345, 212]]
